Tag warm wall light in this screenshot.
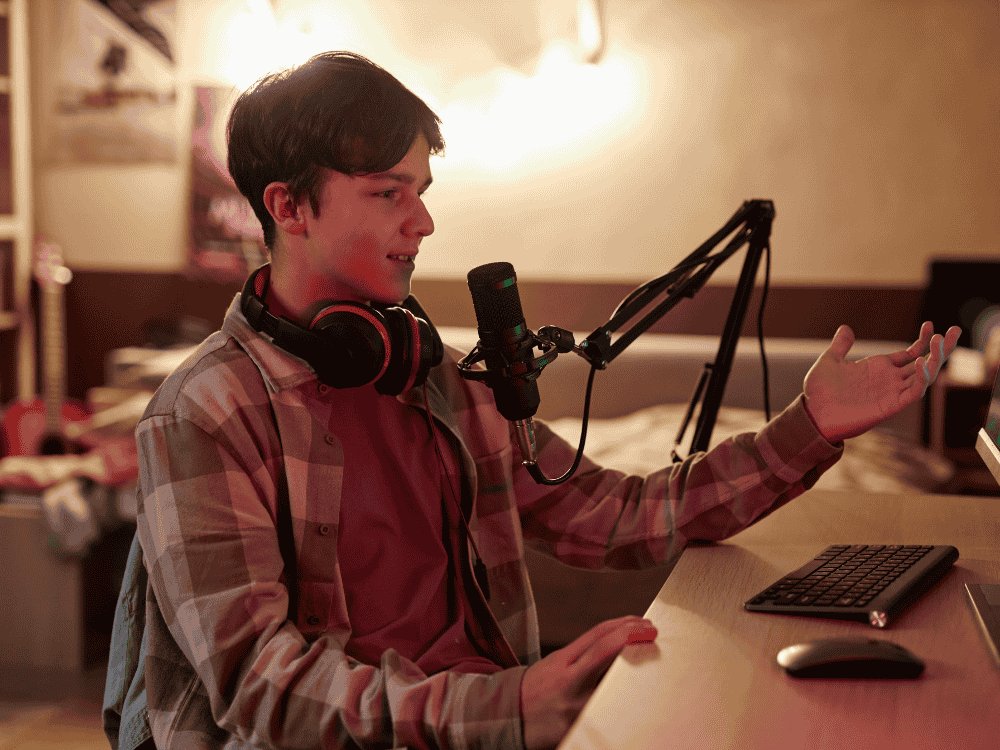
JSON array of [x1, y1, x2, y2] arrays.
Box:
[[220, 0, 360, 89], [434, 42, 638, 172], [578, 0, 605, 64], [220, 1, 280, 88], [246, 0, 276, 23], [218, 0, 631, 170]]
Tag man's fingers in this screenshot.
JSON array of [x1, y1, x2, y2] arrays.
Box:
[[826, 324, 855, 361], [926, 326, 961, 381], [901, 332, 951, 400], [921, 328, 960, 383], [927, 334, 946, 374], [900, 361, 933, 405], [944, 325, 962, 356], [562, 616, 647, 665], [907, 320, 934, 357], [894, 324, 930, 365], [893, 324, 961, 368], [566, 617, 657, 685]]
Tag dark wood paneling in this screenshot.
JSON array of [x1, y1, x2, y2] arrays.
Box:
[[50, 271, 924, 401], [0, 329, 15, 404], [62, 271, 240, 401], [412, 279, 924, 342]]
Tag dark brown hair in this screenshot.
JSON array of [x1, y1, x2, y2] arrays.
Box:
[[227, 51, 445, 249]]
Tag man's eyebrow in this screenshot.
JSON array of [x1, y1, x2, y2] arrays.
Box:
[[368, 171, 433, 189]]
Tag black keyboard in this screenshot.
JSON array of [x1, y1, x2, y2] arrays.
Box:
[[744, 544, 959, 628]]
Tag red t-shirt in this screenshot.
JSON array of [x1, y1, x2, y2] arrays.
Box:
[[330, 384, 502, 675]]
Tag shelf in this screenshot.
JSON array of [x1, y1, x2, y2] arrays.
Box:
[[0, 501, 40, 520], [0, 215, 30, 234], [0, 310, 17, 330]]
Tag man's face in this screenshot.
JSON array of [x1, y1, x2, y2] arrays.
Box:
[[299, 134, 434, 306]]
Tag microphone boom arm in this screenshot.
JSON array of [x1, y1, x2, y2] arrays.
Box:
[[457, 199, 776, 481], [577, 198, 775, 458], [578, 200, 774, 367]]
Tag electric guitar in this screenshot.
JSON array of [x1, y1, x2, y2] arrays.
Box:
[[0, 238, 92, 457]]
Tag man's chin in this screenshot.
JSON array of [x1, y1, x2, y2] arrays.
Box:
[[381, 281, 412, 306], [368, 291, 409, 307]]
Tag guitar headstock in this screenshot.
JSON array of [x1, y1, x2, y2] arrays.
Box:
[[34, 237, 73, 289]]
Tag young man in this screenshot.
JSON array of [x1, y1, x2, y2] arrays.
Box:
[[104, 51, 960, 750]]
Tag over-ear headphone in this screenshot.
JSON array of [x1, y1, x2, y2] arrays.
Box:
[[240, 264, 443, 395]]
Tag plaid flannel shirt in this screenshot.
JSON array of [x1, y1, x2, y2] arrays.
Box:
[[104, 293, 842, 749]]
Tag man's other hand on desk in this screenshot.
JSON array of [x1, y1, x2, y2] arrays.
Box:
[[520, 615, 657, 750], [803, 321, 962, 443]]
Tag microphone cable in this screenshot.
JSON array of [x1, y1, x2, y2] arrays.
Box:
[[613, 231, 774, 426], [757, 240, 772, 422], [525, 362, 599, 486]]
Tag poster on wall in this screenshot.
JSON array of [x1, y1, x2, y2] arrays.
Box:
[[187, 86, 268, 283], [39, 0, 178, 164]]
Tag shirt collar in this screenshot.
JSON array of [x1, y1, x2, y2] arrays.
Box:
[[222, 292, 320, 393]]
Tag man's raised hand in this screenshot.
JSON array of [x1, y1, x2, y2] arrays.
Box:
[[803, 321, 961, 443]]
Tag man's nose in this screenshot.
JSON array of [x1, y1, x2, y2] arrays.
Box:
[[406, 197, 434, 238]]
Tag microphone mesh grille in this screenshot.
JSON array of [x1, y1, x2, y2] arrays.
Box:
[[467, 262, 524, 332]]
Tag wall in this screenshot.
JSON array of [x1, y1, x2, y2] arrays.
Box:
[[28, 0, 1000, 283], [425, 0, 1000, 285]]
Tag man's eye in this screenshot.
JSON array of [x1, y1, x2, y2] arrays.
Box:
[[376, 190, 397, 199]]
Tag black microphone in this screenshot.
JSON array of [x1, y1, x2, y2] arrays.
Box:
[[466, 262, 541, 464]]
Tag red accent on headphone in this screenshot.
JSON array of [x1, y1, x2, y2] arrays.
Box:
[[309, 303, 392, 383], [254, 266, 268, 297], [400, 310, 422, 393]]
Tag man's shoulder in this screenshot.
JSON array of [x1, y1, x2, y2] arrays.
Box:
[[141, 331, 269, 425]]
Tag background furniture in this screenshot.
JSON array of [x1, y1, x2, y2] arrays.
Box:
[[0, 492, 134, 673], [921, 259, 1000, 352], [929, 371, 995, 494], [558, 488, 1000, 750]]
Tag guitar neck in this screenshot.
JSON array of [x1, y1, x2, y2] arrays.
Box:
[[41, 279, 67, 434]]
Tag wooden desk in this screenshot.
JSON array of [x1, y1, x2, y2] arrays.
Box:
[[558, 490, 1000, 750]]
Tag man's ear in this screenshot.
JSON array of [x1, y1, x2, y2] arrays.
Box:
[[263, 182, 307, 236]]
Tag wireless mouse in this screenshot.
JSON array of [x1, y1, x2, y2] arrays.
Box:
[[776, 637, 925, 679]]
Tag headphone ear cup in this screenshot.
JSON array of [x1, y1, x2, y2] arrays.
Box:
[[374, 308, 445, 395], [374, 310, 413, 395], [414, 315, 444, 388], [309, 303, 392, 388]]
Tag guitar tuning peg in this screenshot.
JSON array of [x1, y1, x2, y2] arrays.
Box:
[[53, 266, 73, 285]]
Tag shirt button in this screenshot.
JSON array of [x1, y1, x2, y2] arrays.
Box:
[[318, 524, 330, 535], [317, 383, 329, 395], [307, 615, 320, 626], [324, 434, 335, 445]]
